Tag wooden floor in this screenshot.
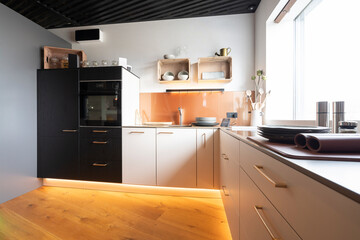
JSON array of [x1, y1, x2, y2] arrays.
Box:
[[0, 186, 232, 240]]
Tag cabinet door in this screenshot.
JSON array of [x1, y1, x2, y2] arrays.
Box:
[[122, 128, 156, 185], [37, 69, 79, 137], [38, 135, 79, 179], [196, 129, 214, 188], [240, 167, 301, 240], [157, 128, 196, 188], [37, 69, 79, 179], [220, 131, 240, 240]]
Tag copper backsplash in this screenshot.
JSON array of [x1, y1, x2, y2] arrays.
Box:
[[140, 91, 251, 126]]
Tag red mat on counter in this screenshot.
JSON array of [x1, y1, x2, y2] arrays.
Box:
[[247, 136, 360, 161]]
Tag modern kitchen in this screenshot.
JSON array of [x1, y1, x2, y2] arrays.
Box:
[[0, 0, 360, 239]]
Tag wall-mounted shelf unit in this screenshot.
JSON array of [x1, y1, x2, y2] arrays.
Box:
[[198, 57, 232, 83], [157, 58, 190, 84]]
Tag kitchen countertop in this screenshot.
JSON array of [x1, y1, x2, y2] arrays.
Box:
[[122, 125, 220, 128], [221, 128, 360, 204]]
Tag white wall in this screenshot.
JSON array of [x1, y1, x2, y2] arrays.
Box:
[[0, 4, 71, 204], [50, 14, 254, 93]]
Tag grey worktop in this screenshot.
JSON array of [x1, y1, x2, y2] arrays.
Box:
[[221, 128, 360, 204]]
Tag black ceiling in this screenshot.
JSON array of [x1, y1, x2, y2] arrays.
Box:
[[0, 0, 261, 29]]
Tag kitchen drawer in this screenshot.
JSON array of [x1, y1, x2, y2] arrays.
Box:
[[240, 141, 360, 240], [239, 167, 301, 240], [80, 137, 121, 163], [80, 127, 121, 138], [81, 160, 122, 183], [80, 66, 122, 80]]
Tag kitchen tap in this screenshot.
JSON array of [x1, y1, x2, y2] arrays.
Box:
[[178, 107, 183, 126]]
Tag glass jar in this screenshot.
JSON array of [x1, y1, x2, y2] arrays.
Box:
[[61, 56, 69, 68], [50, 57, 60, 69]]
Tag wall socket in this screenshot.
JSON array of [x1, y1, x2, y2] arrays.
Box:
[[226, 112, 238, 118]]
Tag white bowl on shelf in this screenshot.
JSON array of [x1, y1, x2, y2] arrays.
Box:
[[178, 71, 189, 80], [162, 71, 175, 81], [164, 54, 175, 59]]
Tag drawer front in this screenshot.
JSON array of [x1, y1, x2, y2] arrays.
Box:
[[240, 167, 301, 240], [80, 127, 121, 138], [80, 137, 122, 182], [240, 141, 360, 240], [81, 160, 122, 183]]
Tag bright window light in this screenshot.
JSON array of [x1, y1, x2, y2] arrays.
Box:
[[295, 0, 360, 120]]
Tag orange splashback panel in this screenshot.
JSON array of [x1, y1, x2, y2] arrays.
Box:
[[140, 91, 251, 126]]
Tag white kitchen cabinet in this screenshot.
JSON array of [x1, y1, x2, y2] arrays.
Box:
[[240, 141, 360, 240], [219, 130, 240, 240], [157, 128, 197, 188], [196, 128, 214, 188], [239, 167, 301, 240], [122, 128, 156, 185]]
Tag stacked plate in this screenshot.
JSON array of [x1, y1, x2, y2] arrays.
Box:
[[258, 125, 331, 143], [193, 117, 219, 127]]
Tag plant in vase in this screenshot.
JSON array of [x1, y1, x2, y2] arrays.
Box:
[[246, 70, 271, 126]]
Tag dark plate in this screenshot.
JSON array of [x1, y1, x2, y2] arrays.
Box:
[[192, 122, 219, 126], [258, 131, 295, 143]]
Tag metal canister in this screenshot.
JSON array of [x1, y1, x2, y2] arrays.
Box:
[[316, 101, 329, 127], [332, 101, 345, 133]]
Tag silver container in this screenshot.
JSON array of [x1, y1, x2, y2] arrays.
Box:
[[316, 101, 329, 127], [332, 101, 345, 133]]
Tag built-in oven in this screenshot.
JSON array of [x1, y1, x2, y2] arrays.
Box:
[[80, 81, 121, 126]]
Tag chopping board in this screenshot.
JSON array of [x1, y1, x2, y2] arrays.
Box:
[[247, 136, 360, 162]]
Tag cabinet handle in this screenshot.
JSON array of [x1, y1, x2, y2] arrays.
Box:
[[92, 163, 108, 167], [92, 130, 108, 133], [254, 206, 280, 240], [92, 141, 108, 144], [62, 129, 78, 133], [253, 165, 287, 188], [222, 186, 230, 196], [130, 131, 145, 134], [221, 153, 229, 160], [202, 133, 206, 148], [158, 132, 174, 134]]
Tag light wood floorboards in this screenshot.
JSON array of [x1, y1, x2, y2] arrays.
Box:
[[0, 186, 231, 240]]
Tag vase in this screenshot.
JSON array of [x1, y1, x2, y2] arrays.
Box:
[[250, 110, 263, 126]]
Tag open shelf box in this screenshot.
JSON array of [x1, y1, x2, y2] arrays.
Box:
[[157, 58, 190, 84], [198, 56, 232, 83]]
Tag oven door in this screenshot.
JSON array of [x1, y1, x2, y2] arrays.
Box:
[[80, 81, 121, 126]]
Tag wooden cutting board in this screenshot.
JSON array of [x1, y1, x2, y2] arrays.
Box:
[[247, 136, 360, 161]]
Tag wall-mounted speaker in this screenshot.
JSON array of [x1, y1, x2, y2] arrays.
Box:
[[75, 29, 103, 43]]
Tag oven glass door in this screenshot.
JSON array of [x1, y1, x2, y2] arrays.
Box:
[[80, 82, 121, 126]]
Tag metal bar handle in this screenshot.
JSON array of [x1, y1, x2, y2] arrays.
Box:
[[62, 129, 78, 133], [92, 130, 108, 133], [92, 141, 108, 144], [92, 163, 108, 167], [222, 186, 230, 196], [130, 131, 145, 134], [202, 133, 206, 148], [158, 132, 174, 134], [221, 153, 229, 160], [253, 165, 287, 188], [254, 206, 280, 240]]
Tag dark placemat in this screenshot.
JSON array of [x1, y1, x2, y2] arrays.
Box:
[[247, 136, 360, 161]]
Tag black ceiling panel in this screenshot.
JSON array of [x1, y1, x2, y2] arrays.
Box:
[[0, 0, 261, 29]]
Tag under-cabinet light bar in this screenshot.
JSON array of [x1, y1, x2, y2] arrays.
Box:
[[166, 88, 224, 93]]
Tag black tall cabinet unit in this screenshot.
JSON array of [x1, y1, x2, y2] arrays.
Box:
[[37, 69, 80, 180], [37, 67, 138, 183]]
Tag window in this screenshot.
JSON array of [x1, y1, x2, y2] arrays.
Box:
[[294, 0, 360, 120]]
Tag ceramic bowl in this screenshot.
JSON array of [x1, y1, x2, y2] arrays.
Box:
[[164, 54, 175, 59], [178, 70, 189, 80], [162, 71, 175, 81]]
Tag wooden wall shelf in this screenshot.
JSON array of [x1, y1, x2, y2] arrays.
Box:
[[157, 58, 190, 83], [198, 57, 232, 83], [43, 46, 87, 69]]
